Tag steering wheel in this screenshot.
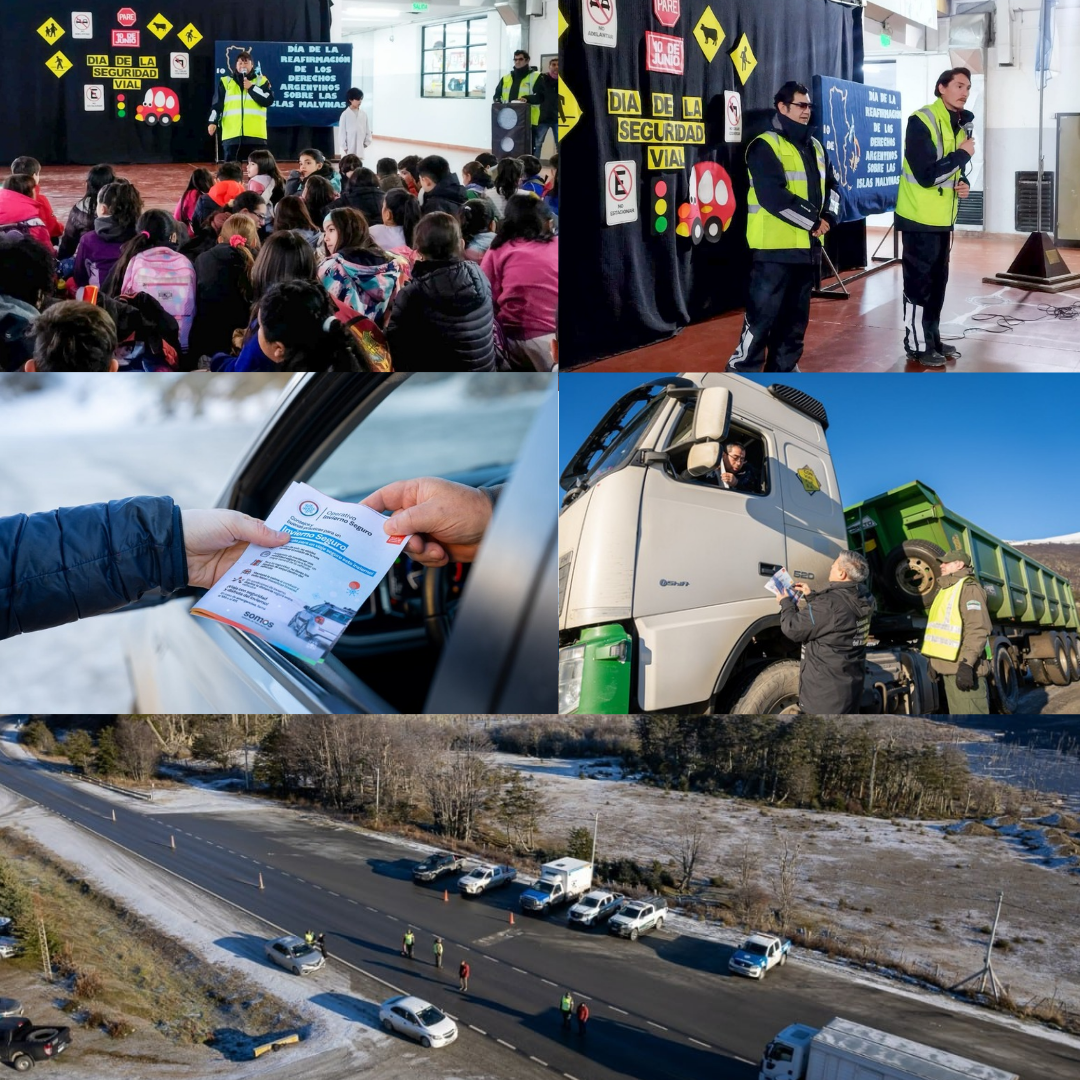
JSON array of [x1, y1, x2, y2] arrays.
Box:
[[422, 565, 453, 652]]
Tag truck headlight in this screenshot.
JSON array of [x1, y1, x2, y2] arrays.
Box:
[[558, 644, 586, 713]]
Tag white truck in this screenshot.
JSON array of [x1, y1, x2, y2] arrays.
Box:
[[457, 864, 517, 896], [728, 932, 791, 979], [519, 858, 593, 914], [759, 1017, 1019, 1080]]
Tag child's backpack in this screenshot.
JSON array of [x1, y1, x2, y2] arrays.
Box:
[[120, 247, 196, 350]]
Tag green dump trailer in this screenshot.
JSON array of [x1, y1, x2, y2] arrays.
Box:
[[845, 480, 1080, 712]]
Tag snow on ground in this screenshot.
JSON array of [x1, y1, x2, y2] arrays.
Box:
[[496, 753, 1080, 1016]]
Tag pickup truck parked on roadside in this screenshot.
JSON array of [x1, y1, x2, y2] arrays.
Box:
[[608, 895, 667, 940], [520, 858, 593, 914], [567, 889, 625, 928], [457, 864, 517, 896], [729, 933, 791, 979], [412, 852, 465, 883], [0, 1017, 72, 1072]]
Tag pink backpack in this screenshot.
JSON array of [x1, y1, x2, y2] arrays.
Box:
[[121, 247, 196, 349]]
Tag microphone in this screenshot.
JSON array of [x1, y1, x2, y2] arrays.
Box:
[[960, 120, 974, 180]]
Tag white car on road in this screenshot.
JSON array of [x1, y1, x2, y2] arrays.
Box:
[[379, 996, 458, 1048], [458, 863, 517, 895], [263, 935, 325, 976]]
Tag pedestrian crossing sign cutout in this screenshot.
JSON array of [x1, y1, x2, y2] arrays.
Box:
[[38, 18, 65, 43], [730, 33, 757, 85], [148, 14, 174, 41], [46, 51, 73, 77], [177, 23, 203, 49], [559, 75, 583, 140], [692, 7, 724, 63], [559, 5, 568, 37]]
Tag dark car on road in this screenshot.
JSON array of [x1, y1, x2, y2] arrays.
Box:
[[0, 1017, 72, 1072], [413, 852, 465, 883]]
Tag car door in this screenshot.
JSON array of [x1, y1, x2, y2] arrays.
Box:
[[123, 373, 556, 713]]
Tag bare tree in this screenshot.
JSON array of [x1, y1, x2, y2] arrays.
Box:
[[114, 718, 162, 782], [420, 725, 496, 843], [495, 770, 548, 852], [671, 808, 710, 892], [772, 834, 802, 934], [732, 840, 769, 929]]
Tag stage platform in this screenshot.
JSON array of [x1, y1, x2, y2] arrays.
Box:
[[572, 231, 1080, 375]]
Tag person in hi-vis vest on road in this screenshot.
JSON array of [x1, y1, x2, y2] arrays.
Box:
[[494, 50, 539, 128], [921, 552, 991, 714], [208, 49, 274, 162], [726, 81, 840, 375], [895, 67, 974, 368]]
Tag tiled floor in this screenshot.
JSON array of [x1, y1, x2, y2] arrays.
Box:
[[572, 231, 1080, 373]]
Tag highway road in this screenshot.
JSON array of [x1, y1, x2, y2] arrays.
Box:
[[2, 743, 1077, 1080]]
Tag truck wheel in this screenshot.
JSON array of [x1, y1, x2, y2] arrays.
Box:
[[629, 928, 639, 941], [780, 952, 786, 966], [12, 1055, 33, 1072], [1027, 658, 1050, 686], [989, 643, 1020, 715], [1045, 633, 1071, 687], [882, 540, 946, 610], [1066, 633, 1080, 683], [727, 661, 801, 714]]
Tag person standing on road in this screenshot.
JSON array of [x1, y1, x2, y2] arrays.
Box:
[[402, 928, 415, 959], [316, 933, 328, 960], [304, 930, 315, 946], [778, 550, 875, 713], [433, 937, 444, 968], [459, 959, 470, 992], [576, 1000, 589, 1035], [921, 552, 992, 714], [895, 68, 975, 367], [725, 81, 840, 374], [560, 991, 574, 1030]]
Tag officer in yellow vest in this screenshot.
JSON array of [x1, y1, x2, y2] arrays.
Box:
[[493, 50, 540, 127], [921, 552, 992, 714], [895, 68, 975, 368], [726, 82, 840, 374], [207, 49, 275, 162]]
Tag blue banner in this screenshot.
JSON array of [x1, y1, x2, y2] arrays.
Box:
[[813, 76, 903, 222], [214, 41, 353, 128]]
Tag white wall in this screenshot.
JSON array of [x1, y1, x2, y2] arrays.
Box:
[[528, 0, 559, 60]]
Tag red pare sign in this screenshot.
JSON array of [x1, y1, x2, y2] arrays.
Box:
[[117, 7, 137, 27], [654, 0, 680, 28]]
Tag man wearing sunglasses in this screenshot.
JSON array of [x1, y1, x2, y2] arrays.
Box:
[[494, 50, 540, 127], [727, 81, 839, 374]]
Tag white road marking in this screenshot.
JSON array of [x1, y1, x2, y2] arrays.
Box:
[[607, 1005, 628, 1015], [469, 1024, 487, 1035], [497, 1039, 516, 1050], [541, 977, 557, 986], [689, 1037, 711, 1048], [648, 1020, 668, 1031], [530, 1056, 548, 1066], [513, 967, 527, 974]]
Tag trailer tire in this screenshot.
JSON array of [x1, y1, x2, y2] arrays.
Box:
[[989, 643, 1020, 715], [1045, 632, 1071, 687], [727, 661, 801, 715], [1027, 657, 1050, 686], [1066, 633, 1080, 683], [882, 540, 947, 610]]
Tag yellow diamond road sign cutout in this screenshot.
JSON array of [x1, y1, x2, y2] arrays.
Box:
[[37, 17, 65, 43], [177, 23, 203, 49], [46, 51, 73, 78], [558, 5, 568, 38], [558, 75, 582, 141], [693, 7, 725, 63], [149, 14, 174, 41], [731, 33, 757, 85]]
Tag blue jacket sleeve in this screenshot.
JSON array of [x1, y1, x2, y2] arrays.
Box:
[[0, 496, 186, 640]]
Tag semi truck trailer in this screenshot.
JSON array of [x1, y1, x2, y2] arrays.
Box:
[[758, 1017, 1019, 1080], [558, 374, 1078, 715]]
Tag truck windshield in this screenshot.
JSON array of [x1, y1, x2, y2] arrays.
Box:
[[744, 942, 768, 955], [765, 1041, 794, 1063], [561, 380, 687, 501], [534, 880, 556, 895]]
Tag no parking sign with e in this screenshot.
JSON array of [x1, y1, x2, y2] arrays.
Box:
[[605, 160, 638, 226]]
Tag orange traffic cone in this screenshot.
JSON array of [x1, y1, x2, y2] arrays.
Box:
[[443, 889, 449, 903], [509, 911, 515, 926]]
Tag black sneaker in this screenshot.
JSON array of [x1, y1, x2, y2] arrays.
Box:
[[937, 343, 961, 360]]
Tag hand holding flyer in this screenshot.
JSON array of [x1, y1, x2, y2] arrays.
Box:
[[764, 567, 798, 601], [191, 482, 412, 662]]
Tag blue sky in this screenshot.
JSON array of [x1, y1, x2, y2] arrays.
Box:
[[559, 374, 1076, 542]]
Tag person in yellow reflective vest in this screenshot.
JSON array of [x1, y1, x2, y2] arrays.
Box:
[[726, 82, 840, 374], [895, 68, 975, 368], [207, 49, 275, 162], [921, 552, 991, 714], [493, 49, 539, 126]]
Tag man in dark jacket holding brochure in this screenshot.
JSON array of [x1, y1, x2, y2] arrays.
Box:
[[777, 550, 875, 713]]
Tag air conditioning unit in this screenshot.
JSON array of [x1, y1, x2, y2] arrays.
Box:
[[526, 0, 545, 15]]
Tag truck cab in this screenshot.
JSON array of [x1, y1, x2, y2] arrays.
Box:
[[559, 375, 847, 714]]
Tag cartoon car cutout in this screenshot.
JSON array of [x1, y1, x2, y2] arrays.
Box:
[[288, 602, 354, 647], [136, 87, 181, 126], [676, 162, 737, 244]]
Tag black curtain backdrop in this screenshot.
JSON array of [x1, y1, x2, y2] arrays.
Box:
[[2, 0, 334, 166], [561, 0, 864, 367]]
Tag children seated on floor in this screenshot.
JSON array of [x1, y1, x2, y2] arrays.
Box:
[[26, 300, 118, 372]]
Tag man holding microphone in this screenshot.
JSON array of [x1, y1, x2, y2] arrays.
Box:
[[895, 67, 975, 367]]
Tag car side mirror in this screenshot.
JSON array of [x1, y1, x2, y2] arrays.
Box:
[[694, 387, 732, 441], [686, 441, 720, 477]]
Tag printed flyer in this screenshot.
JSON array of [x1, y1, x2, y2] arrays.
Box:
[[191, 482, 411, 662]]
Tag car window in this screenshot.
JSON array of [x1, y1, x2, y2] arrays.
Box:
[[307, 372, 550, 501]]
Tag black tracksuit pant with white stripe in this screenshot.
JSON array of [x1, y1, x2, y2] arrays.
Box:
[[900, 231, 952, 354], [729, 261, 815, 373]]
